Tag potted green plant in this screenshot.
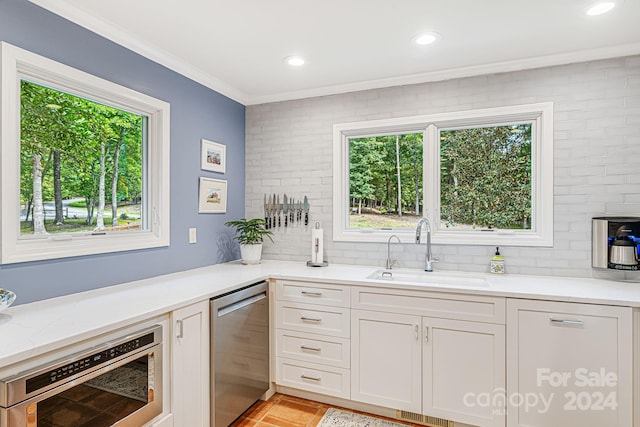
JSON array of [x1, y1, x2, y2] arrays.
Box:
[[224, 218, 273, 264]]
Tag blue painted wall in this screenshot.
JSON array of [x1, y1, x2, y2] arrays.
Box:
[[0, 0, 246, 305]]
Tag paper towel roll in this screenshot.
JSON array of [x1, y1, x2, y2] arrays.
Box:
[[311, 227, 324, 264]]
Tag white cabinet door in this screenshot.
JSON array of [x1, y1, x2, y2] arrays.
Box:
[[507, 299, 633, 427], [423, 317, 505, 427], [171, 300, 210, 427], [351, 309, 421, 412]]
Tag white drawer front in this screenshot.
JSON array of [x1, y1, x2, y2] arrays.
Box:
[[276, 329, 350, 368], [276, 280, 350, 307], [352, 287, 505, 324], [276, 301, 350, 338], [276, 357, 350, 399]]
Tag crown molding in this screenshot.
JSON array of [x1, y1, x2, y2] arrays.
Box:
[[28, 0, 640, 107], [246, 42, 640, 105], [28, 0, 251, 105]]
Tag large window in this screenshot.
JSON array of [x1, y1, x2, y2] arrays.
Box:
[[1, 42, 170, 263], [333, 103, 553, 246], [20, 80, 145, 236], [349, 133, 423, 230], [438, 123, 532, 231]]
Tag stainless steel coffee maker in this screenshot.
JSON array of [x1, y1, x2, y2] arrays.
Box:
[[592, 217, 640, 270]]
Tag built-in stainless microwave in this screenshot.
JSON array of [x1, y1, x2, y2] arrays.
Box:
[[0, 325, 163, 427]]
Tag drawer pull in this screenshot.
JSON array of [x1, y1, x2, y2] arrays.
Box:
[[301, 290, 323, 297], [550, 318, 583, 326], [176, 319, 184, 339], [300, 345, 322, 352], [301, 316, 322, 323], [301, 374, 322, 381]]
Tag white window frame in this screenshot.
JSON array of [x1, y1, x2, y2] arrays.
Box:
[[0, 42, 170, 264], [332, 103, 553, 246]]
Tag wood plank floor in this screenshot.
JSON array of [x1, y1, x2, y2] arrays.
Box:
[[230, 393, 424, 427]]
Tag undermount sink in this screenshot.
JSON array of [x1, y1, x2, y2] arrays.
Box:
[[366, 268, 489, 287]]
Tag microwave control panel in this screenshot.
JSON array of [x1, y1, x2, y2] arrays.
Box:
[[25, 331, 154, 394]]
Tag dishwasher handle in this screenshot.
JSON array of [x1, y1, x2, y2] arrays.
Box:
[[217, 292, 267, 317]]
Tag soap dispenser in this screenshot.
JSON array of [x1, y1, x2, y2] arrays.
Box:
[[490, 247, 504, 274]]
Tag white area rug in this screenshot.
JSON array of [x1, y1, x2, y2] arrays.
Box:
[[317, 408, 409, 427]]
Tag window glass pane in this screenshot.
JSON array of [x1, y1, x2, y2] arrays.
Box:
[[439, 123, 532, 230], [348, 133, 423, 230], [20, 80, 145, 237]]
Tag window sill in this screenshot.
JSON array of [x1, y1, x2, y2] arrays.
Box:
[[2, 231, 170, 264], [333, 228, 552, 247]]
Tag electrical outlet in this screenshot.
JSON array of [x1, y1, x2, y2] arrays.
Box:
[[188, 228, 197, 244]]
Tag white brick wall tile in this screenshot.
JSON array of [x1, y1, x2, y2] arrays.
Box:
[[572, 166, 608, 177], [246, 55, 640, 279], [536, 257, 570, 268], [588, 193, 624, 204], [569, 203, 606, 213], [586, 175, 625, 185], [604, 203, 640, 213], [585, 116, 627, 129], [605, 165, 640, 175]]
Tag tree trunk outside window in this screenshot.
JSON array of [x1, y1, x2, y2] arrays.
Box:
[[32, 153, 46, 234]]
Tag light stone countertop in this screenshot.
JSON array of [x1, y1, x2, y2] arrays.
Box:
[[1, 260, 640, 368]]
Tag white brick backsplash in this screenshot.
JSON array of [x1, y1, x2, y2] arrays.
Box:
[[604, 203, 640, 214], [246, 55, 640, 279]]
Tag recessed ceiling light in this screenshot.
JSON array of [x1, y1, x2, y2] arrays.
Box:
[[284, 56, 305, 66], [586, 1, 616, 15], [414, 32, 439, 46]]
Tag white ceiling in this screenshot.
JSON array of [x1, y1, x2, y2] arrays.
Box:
[[30, 0, 640, 105]]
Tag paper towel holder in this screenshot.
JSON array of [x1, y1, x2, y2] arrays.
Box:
[[307, 221, 329, 267], [306, 260, 329, 267]]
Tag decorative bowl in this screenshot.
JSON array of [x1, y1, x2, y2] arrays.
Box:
[[0, 289, 16, 312]]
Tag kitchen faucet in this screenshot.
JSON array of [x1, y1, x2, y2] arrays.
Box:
[[416, 217, 437, 272], [386, 234, 401, 269]]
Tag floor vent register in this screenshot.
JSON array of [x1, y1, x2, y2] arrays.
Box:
[[396, 410, 453, 427]]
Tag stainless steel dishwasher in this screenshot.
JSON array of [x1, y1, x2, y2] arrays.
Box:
[[211, 281, 269, 427]]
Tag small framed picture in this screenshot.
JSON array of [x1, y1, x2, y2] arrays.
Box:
[[201, 139, 226, 173], [199, 177, 227, 213]]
